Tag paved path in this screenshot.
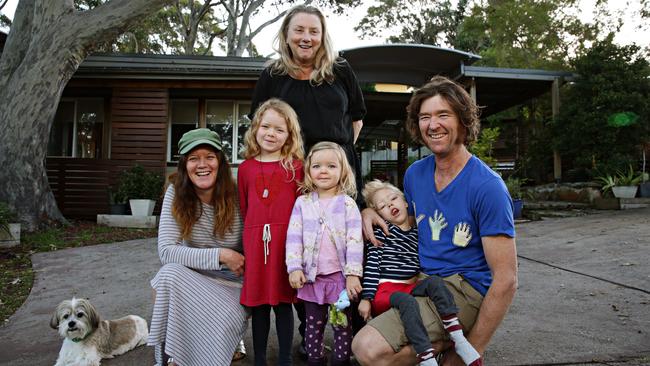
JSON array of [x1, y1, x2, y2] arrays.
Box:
[[1, 208, 649, 365]]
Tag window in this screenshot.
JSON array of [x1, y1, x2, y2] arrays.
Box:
[[168, 100, 199, 161], [48, 99, 104, 158], [206, 100, 251, 164]]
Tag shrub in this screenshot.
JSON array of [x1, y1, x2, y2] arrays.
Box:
[[117, 165, 164, 201], [0, 202, 18, 235]]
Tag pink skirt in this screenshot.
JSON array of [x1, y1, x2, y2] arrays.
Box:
[[297, 272, 345, 305]]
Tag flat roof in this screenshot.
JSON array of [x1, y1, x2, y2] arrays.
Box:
[[341, 43, 482, 86], [75, 53, 267, 80]]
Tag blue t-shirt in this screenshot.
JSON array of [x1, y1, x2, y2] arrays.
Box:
[[404, 155, 515, 295]]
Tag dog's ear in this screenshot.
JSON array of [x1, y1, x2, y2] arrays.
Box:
[[49, 310, 60, 329], [81, 299, 101, 329], [50, 300, 68, 329]]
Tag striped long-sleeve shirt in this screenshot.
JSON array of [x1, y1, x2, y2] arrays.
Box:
[[361, 223, 420, 300], [157, 185, 243, 282]]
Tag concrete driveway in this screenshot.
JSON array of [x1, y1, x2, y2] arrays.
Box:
[[1, 208, 649, 365]]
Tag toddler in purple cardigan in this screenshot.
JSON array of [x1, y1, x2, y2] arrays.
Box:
[[286, 141, 363, 366]]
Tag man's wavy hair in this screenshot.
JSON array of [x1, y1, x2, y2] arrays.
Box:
[[270, 4, 338, 85], [405, 76, 481, 146], [171, 146, 237, 240]]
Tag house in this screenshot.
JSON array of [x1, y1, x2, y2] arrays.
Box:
[[44, 45, 572, 219]]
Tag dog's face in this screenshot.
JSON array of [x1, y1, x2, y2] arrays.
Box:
[[50, 298, 100, 340]]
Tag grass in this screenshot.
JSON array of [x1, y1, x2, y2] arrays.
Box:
[[0, 221, 157, 323]]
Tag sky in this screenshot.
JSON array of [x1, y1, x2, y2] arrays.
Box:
[[1, 0, 648, 57]]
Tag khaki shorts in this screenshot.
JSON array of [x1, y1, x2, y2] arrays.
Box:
[[367, 273, 483, 352]]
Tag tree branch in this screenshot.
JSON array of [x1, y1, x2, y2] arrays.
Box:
[[76, 0, 173, 50], [249, 8, 286, 40], [0, 0, 35, 89], [33, 0, 73, 26], [0, 0, 9, 11]]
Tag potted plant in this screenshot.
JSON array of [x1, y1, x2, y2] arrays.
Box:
[[108, 185, 129, 215], [504, 176, 524, 219], [117, 165, 164, 216], [611, 165, 642, 199], [0, 202, 21, 248]]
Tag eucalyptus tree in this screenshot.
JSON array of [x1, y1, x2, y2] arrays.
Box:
[[0, 0, 173, 230]]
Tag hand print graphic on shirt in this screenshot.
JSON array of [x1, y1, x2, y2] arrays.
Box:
[[453, 222, 472, 247], [428, 210, 447, 241], [412, 201, 425, 226]]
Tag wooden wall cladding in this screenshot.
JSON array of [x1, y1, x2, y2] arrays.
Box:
[[110, 88, 169, 168]]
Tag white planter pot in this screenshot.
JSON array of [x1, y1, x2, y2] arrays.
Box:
[[0, 223, 21, 248], [129, 199, 156, 216], [612, 186, 638, 199]]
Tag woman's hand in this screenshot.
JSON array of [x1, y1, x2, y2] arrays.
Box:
[[361, 208, 388, 246], [219, 248, 245, 276], [358, 299, 372, 321], [346, 275, 362, 301], [289, 270, 306, 289]]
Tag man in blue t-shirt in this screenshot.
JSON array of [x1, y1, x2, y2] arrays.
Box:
[[353, 76, 518, 366]]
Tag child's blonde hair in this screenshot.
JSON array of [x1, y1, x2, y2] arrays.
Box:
[[242, 98, 304, 174], [301, 141, 356, 198], [362, 180, 405, 209]]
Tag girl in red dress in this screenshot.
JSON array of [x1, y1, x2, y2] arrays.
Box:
[[238, 98, 304, 365]]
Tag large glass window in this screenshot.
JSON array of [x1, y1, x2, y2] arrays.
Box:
[[168, 100, 199, 161], [206, 100, 251, 163], [206, 101, 234, 160], [48, 99, 104, 158], [168, 99, 250, 163]]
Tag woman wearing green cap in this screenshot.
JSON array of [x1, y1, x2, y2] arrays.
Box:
[[148, 128, 247, 366]]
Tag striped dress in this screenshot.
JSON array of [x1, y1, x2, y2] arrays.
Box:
[[148, 185, 247, 366]]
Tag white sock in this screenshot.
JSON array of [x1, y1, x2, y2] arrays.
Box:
[[417, 348, 439, 366], [449, 330, 481, 365]]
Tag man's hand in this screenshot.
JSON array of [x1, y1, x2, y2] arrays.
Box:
[[361, 208, 388, 246], [289, 270, 306, 289], [346, 275, 362, 301], [219, 248, 245, 276], [358, 299, 372, 321]]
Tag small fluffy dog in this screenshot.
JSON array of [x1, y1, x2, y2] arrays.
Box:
[[50, 298, 148, 366]]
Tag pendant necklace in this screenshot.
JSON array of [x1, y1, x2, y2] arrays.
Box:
[[259, 159, 279, 199]]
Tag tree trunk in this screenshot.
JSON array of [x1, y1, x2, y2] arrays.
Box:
[[0, 0, 172, 231]]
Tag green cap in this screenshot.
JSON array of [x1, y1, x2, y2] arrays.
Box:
[[178, 128, 222, 155]]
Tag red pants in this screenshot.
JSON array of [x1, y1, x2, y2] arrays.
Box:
[[371, 281, 418, 317]]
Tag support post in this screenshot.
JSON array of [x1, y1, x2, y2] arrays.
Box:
[[552, 78, 562, 183]]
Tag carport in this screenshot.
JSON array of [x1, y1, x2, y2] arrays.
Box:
[[341, 44, 574, 183]]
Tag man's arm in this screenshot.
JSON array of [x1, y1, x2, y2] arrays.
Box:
[[445, 235, 517, 365]]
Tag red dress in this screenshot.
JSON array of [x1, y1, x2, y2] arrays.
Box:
[[238, 158, 303, 306]]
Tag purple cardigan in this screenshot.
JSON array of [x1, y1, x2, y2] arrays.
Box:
[[285, 192, 363, 282]]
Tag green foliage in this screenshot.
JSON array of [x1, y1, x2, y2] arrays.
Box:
[[596, 165, 643, 193], [465, 0, 601, 69], [355, 0, 470, 46], [469, 127, 500, 168], [108, 185, 128, 205], [504, 176, 524, 199], [117, 165, 164, 201], [0, 13, 11, 28], [551, 39, 650, 179], [615, 165, 643, 186], [0, 202, 18, 235]]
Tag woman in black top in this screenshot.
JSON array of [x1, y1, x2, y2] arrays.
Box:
[[249, 4, 366, 200]]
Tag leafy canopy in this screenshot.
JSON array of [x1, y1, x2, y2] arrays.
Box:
[[551, 37, 650, 178]]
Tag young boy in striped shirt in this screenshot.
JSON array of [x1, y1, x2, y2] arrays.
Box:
[[359, 180, 482, 366]]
